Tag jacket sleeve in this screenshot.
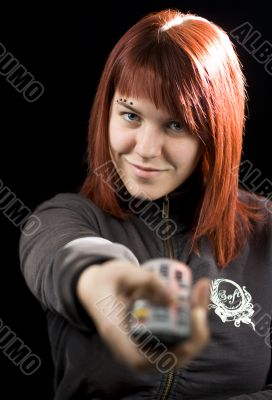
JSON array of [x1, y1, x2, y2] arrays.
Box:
[[19, 193, 139, 331]]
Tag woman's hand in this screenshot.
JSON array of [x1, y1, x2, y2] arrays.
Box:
[[76, 259, 210, 372]]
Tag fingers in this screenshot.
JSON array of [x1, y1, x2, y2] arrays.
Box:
[[190, 305, 210, 352], [99, 317, 158, 372], [170, 308, 210, 369], [189, 278, 211, 355], [169, 278, 211, 369], [191, 278, 211, 309], [81, 260, 211, 372], [97, 260, 172, 305], [123, 276, 211, 371], [117, 268, 174, 305], [101, 319, 140, 361], [78, 261, 174, 371]]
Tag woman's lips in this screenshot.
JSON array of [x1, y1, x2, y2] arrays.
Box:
[[128, 162, 164, 179]]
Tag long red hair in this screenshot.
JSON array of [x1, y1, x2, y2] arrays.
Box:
[[81, 9, 267, 267]]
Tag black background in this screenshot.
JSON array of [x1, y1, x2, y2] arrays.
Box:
[[0, 1, 271, 398]]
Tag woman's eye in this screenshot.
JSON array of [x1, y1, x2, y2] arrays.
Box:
[[121, 112, 140, 122], [168, 121, 184, 132]]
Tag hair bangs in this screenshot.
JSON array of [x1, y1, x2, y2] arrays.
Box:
[[113, 42, 206, 141]]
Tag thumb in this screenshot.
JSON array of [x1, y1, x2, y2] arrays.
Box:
[[191, 278, 211, 309]]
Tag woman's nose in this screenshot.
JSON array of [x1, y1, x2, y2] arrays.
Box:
[[133, 127, 163, 158]]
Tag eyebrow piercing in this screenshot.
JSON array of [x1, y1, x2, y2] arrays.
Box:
[[117, 98, 134, 105]]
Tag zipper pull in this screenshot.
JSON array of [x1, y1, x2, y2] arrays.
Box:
[[162, 195, 170, 219]]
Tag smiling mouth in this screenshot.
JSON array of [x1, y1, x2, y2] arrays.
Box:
[[129, 163, 163, 172], [128, 162, 165, 179]]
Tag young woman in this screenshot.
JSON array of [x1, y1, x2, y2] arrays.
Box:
[[19, 9, 272, 400]]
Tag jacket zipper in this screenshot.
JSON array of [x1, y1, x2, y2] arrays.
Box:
[[160, 194, 175, 400]]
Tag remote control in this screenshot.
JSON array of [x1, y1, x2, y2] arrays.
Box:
[[129, 258, 192, 347]]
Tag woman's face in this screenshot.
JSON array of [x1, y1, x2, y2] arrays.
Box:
[[108, 90, 203, 200]]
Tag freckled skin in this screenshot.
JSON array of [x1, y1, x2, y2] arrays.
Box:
[[109, 91, 203, 201]]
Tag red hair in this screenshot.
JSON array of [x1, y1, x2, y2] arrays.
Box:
[[80, 9, 268, 267]]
